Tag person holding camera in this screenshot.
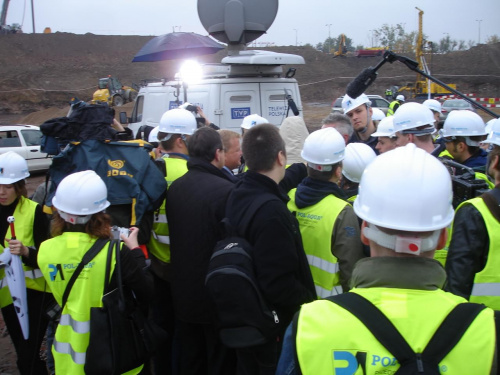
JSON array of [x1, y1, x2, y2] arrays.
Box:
[[37, 170, 152, 375], [445, 118, 500, 309], [182, 102, 220, 130]]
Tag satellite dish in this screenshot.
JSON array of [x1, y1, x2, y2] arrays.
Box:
[[197, 0, 278, 46]]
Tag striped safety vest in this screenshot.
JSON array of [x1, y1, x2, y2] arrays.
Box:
[[148, 156, 188, 264], [461, 197, 500, 309], [38, 232, 143, 374], [0, 197, 47, 308], [288, 189, 348, 298]]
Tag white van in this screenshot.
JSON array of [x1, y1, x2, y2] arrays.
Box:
[[126, 51, 305, 137]]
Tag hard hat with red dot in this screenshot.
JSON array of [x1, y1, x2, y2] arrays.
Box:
[[353, 143, 454, 254]]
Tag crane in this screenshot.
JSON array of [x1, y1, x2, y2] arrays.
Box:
[[1, 0, 11, 28]]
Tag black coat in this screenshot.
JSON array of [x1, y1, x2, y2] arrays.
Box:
[[166, 157, 234, 323], [225, 171, 316, 334]]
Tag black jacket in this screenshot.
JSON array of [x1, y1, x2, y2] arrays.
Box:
[[166, 157, 234, 323], [225, 171, 316, 334]]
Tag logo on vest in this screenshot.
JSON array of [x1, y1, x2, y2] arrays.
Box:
[[48, 262, 96, 281], [332, 350, 367, 375], [48, 264, 65, 281]]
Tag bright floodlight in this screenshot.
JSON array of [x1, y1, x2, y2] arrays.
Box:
[[179, 60, 203, 85]]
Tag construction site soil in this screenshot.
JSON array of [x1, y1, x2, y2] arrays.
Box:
[[0, 33, 499, 374], [0, 32, 499, 127]]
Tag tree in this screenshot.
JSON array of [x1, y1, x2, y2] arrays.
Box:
[[373, 24, 405, 50], [486, 35, 500, 44], [457, 40, 467, 51]]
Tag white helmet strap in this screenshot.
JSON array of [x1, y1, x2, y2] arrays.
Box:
[[363, 224, 441, 255], [59, 211, 92, 225]]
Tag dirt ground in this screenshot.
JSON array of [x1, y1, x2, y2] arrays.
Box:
[[0, 32, 499, 118]]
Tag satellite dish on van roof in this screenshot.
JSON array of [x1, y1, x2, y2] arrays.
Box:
[[197, 0, 278, 46]]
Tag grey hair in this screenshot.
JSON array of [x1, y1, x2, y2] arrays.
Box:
[[321, 112, 354, 137]]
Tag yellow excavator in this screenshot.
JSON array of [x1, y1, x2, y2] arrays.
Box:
[[92, 76, 138, 107], [332, 34, 347, 57]]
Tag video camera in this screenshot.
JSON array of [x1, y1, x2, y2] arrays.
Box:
[[181, 103, 206, 127], [440, 158, 490, 208]]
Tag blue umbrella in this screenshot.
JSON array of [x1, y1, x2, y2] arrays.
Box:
[[132, 32, 225, 62]]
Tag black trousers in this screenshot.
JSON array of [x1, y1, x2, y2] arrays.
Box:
[[149, 273, 175, 375], [174, 320, 236, 375], [1, 288, 54, 375]]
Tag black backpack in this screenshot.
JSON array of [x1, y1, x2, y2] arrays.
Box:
[[205, 194, 279, 348], [325, 292, 487, 374]]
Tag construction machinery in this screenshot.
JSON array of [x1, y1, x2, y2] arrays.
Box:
[[0, 0, 21, 34], [332, 34, 347, 57], [92, 76, 138, 107], [397, 8, 456, 99]]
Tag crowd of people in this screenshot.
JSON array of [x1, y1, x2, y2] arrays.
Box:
[[0, 91, 499, 374]]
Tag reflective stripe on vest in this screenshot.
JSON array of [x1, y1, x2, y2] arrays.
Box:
[[306, 254, 340, 275], [38, 232, 116, 373], [288, 189, 347, 298], [59, 313, 90, 334], [154, 213, 167, 224], [53, 340, 86, 365], [0, 197, 47, 308], [295, 289, 496, 374], [471, 283, 500, 297], [315, 284, 343, 298], [465, 197, 500, 309], [149, 157, 188, 263], [152, 231, 170, 245]]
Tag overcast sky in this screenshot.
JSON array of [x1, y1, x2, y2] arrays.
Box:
[[5, 0, 500, 47]]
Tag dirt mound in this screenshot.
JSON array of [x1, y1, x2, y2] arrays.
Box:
[[0, 32, 499, 119]]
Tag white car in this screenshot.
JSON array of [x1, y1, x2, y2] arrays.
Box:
[[0, 125, 52, 172], [332, 95, 391, 115]]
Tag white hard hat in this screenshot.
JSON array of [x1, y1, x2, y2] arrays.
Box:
[[371, 108, 385, 121], [342, 143, 377, 183], [342, 94, 371, 114], [148, 126, 160, 143], [241, 114, 268, 130], [442, 110, 487, 138], [353, 143, 454, 232], [423, 99, 442, 114], [301, 128, 345, 170], [396, 95, 405, 102], [481, 118, 500, 147], [52, 170, 110, 223], [485, 118, 496, 134], [0, 152, 30, 184], [372, 117, 396, 138], [393, 102, 435, 134], [158, 108, 197, 137]]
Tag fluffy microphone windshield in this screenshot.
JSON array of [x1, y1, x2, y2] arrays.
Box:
[[346, 68, 378, 99]]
